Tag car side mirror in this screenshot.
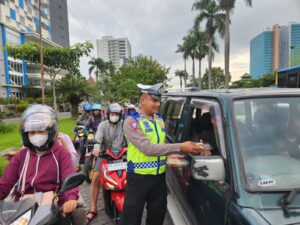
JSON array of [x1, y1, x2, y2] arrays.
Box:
[[60, 173, 86, 194], [191, 155, 225, 182]]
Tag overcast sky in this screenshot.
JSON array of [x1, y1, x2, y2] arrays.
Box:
[[68, 0, 300, 87]]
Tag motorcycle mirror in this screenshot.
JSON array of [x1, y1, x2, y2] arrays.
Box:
[[60, 173, 86, 194]]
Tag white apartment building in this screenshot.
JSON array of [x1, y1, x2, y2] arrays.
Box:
[[96, 36, 132, 70]]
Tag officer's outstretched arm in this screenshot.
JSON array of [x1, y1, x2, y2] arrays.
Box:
[[123, 118, 181, 156]]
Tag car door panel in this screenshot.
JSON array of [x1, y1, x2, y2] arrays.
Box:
[[168, 97, 230, 225]]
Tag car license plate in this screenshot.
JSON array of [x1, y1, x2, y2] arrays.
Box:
[[108, 162, 127, 171]]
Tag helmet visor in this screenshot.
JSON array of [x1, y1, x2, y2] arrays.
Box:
[[22, 113, 56, 132]]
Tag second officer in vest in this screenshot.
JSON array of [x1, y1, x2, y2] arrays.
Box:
[[119, 83, 202, 225]]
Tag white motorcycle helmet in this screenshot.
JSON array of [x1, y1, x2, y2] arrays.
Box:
[[108, 103, 123, 124]]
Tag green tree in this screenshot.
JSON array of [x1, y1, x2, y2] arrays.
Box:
[[56, 74, 98, 119], [88, 57, 112, 82], [201, 67, 230, 89], [230, 73, 274, 89], [193, 0, 225, 90], [6, 41, 93, 110], [102, 55, 169, 102]]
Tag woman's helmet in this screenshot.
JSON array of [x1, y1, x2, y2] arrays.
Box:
[[92, 104, 102, 111], [83, 103, 92, 112], [21, 104, 58, 151]]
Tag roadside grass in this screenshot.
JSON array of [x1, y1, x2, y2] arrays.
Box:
[[0, 117, 76, 176], [0, 117, 76, 151]]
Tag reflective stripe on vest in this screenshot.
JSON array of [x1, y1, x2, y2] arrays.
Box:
[[133, 160, 167, 169], [127, 113, 166, 175]]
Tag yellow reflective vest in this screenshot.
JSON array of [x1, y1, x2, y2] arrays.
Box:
[[127, 112, 167, 175]]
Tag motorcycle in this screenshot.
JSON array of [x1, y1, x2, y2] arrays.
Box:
[[72, 124, 85, 151], [99, 147, 127, 223], [0, 172, 86, 225], [82, 129, 96, 183]]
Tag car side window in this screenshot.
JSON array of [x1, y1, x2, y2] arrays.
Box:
[[158, 98, 167, 115], [164, 99, 185, 141], [188, 98, 227, 159]]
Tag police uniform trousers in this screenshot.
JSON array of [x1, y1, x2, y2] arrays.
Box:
[[119, 172, 167, 225]]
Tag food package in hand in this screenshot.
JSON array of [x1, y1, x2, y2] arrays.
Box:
[[166, 158, 189, 167]]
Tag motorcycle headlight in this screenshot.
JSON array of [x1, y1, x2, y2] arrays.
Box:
[[102, 165, 118, 186], [11, 210, 31, 225]]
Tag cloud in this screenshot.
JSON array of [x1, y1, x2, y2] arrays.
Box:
[[68, 0, 300, 84]]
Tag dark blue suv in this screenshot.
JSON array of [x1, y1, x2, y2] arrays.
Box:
[[160, 88, 300, 225]]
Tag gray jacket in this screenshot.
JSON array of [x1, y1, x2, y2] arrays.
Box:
[[94, 120, 126, 152]]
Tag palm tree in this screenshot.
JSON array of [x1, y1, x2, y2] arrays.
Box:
[[194, 28, 219, 89], [220, 0, 252, 88], [193, 0, 225, 90], [183, 31, 198, 86], [176, 44, 189, 74], [56, 74, 97, 119], [182, 70, 189, 87], [175, 70, 189, 89], [192, 28, 209, 89], [88, 57, 109, 82], [195, 0, 252, 88]]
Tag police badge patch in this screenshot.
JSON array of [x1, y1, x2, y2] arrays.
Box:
[[129, 121, 138, 131]]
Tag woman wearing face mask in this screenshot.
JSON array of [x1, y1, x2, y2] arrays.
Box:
[[86, 103, 126, 224], [0, 104, 82, 224]]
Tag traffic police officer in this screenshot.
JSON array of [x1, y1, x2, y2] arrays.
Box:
[[119, 83, 202, 225]]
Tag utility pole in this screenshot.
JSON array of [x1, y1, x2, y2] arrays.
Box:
[[39, 0, 45, 104]]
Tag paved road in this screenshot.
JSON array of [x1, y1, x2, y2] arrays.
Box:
[[1, 112, 71, 124], [80, 181, 174, 225]]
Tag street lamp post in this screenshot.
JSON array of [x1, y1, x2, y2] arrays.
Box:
[[39, 0, 45, 104]]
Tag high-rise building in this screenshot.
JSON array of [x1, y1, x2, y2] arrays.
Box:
[[279, 25, 289, 68], [96, 36, 132, 70], [250, 22, 300, 78], [0, 0, 69, 98], [250, 30, 274, 78], [49, 0, 69, 47], [290, 23, 300, 67]]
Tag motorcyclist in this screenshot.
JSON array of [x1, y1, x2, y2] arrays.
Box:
[[127, 104, 137, 115], [0, 104, 82, 224], [78, 104, 103, 169], [77, 103, 92, 125], [86, 103, 126, 224], [122, 104, 136, 119], [84, 104, 103, 132], [122, 102, 129, 119]]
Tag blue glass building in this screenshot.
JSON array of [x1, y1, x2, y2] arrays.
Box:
[[250, 31, 274, 78], [290, 23, 300, 67], [250, 23, 300, 78]]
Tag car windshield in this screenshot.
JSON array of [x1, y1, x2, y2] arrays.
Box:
[[234, 97, 300, 191]]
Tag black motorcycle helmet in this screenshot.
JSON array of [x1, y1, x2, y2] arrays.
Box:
[[21, 104, 58, 151]]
